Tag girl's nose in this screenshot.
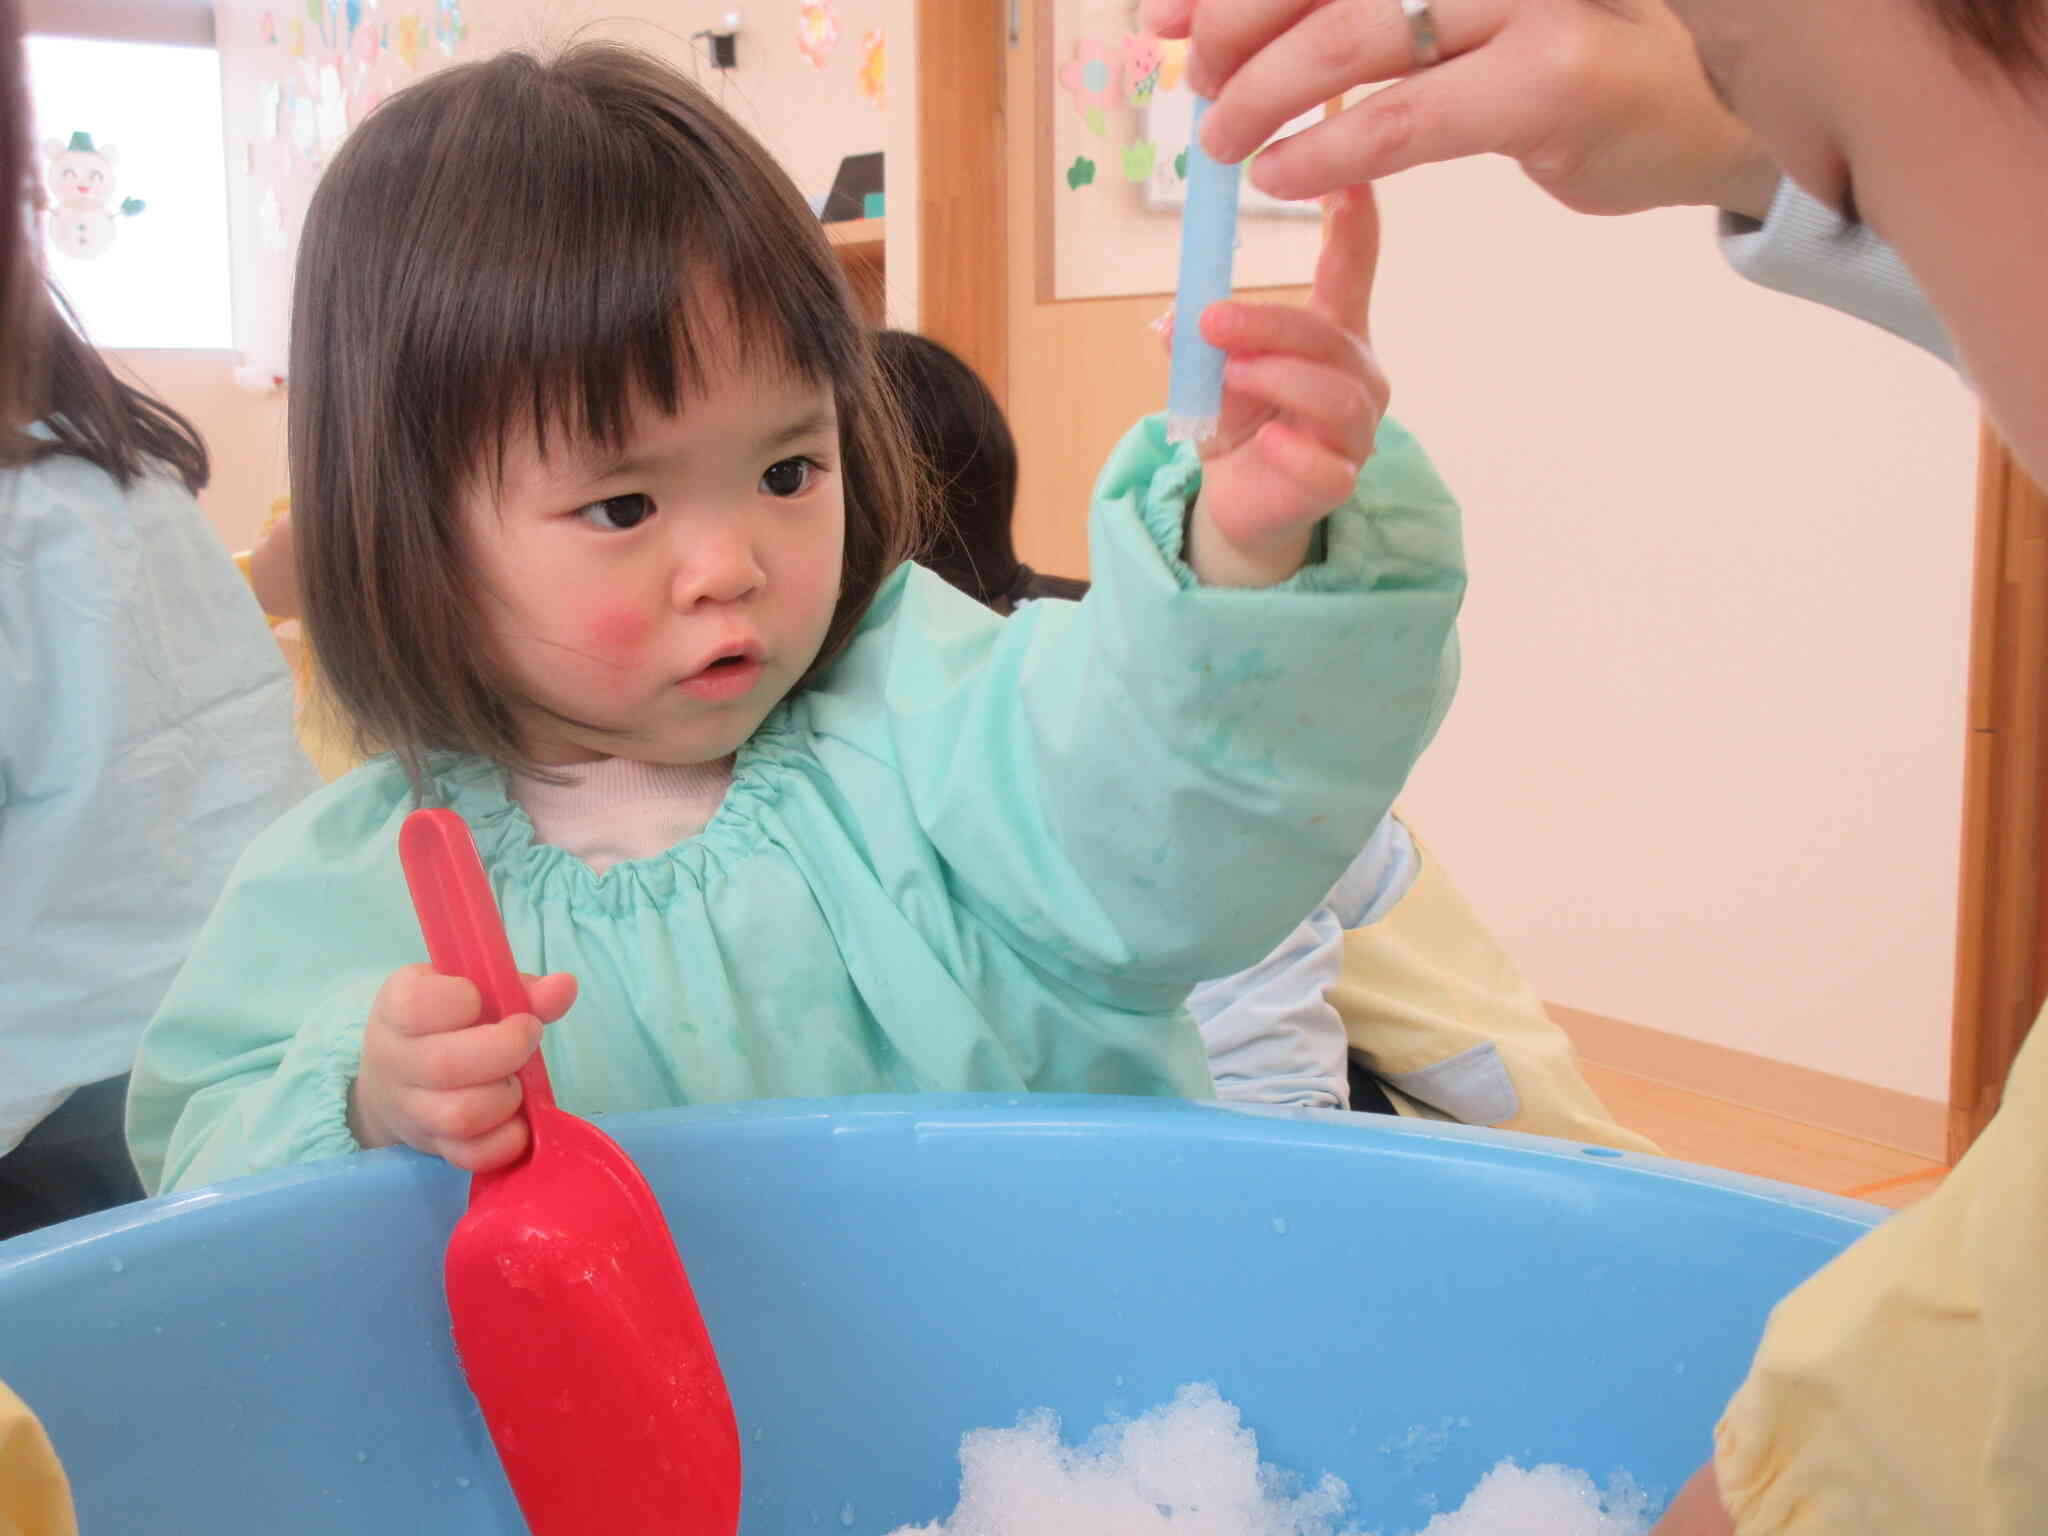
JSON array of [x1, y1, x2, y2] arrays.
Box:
[[670, 523, 766, 610]]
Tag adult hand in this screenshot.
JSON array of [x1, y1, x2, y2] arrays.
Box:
[[1141, 0, 1781, 220], [1650, 1463, 1737, 1536]]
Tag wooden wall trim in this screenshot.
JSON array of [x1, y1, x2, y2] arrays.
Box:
[[1555, 1005, 1948, 1162], [1949, 423, 2048, 1160], [913, 0, 1008, 404]]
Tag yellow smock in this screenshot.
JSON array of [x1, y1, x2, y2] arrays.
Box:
[[1333, 829, 1660, 1155], [0, 1382, 75, 1536], [1716, 1012, 2048, 1532]]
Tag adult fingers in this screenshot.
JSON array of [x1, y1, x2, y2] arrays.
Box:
[[1175, 0, 1322, 98], [1197, 0, 1509, 163], [1140, 0, 1194, 37], [1245, 45, 1543, 200]]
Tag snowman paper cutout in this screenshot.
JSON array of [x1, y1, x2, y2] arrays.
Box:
[[43, 132, 146, 261]]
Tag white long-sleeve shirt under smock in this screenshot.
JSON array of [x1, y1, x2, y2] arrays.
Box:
[[0, 443, 318, 1156]]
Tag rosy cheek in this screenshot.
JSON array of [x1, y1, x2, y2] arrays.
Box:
[[582, 604, 653, 668]]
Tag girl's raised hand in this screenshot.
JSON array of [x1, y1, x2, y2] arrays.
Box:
[[350, 963, 579, 1172], [1184, 184, 1387, 588]]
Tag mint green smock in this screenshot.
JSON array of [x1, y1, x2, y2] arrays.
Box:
[[128, 416, 1464, 1195]]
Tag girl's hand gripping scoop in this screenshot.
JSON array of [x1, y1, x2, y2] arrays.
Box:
[[399, 808, 742, 1535]]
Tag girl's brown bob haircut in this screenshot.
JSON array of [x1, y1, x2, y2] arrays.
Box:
[[290, 42, 927, 787]]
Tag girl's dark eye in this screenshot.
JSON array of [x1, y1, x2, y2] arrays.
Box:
[[761, 458, 816, 498], [576, 493, 655, 531]]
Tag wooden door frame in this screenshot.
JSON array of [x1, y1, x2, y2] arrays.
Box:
[[912, 0, 1010, 406], [1949, 426, 2048, 1160]]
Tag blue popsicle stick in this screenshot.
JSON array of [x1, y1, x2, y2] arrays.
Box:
[[1166, 95, 1243, 444]]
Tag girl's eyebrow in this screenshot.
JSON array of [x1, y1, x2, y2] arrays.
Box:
[[756, 406, 839, 453], [564, 405, 839, 484]]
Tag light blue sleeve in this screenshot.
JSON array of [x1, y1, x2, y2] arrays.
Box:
[[1188, 818, 1417, 1108], [0, 455, 317, 1158], [841, 413, 1463, 1013], [1719, 179, 1955, 365], [125, 762, 424, 1195]]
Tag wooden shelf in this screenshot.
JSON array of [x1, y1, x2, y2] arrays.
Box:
[[823, 218, 886, 326], [823, 216, 885, 254]]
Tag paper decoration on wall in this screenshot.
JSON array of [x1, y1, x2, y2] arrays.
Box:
[[238, 0, 469, 368], [1058, 36, 1115, 138], [1122, 35, 1161, 108], [858, 29, 885, 109], [41, 132, 146, 261], [1120, 140, 1155, 182], [1141, 81, 1321, 219], [396, 12, 422, 69], [1157, 37, 1187, 93], [1066, 156, 1095, 190], [433, 0, 465, 56], [797, 1, 839, 69]]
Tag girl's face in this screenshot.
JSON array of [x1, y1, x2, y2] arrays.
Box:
[[463, 353, 847, 768], [1669, 0, 2048, 481]]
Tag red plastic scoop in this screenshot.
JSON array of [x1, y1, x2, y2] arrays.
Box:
[[398, 808, 742, 1535]]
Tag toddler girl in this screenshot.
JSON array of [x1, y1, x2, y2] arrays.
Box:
[[127, 42, 1464, 1194]]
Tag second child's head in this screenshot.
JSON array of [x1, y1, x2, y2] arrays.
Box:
[[291, 43, 924, 782]]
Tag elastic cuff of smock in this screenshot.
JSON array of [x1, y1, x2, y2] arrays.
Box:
[[298, 1023, 371, 1165], [1132, 417, 1366, 597]]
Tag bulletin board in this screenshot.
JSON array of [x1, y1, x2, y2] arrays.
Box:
[[1047, 0, 1326, 301]]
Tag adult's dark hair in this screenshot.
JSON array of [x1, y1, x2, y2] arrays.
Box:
[[1921, 0, 2047, 73], [877, 329, 1086, 614], [289, 43, 929, 784], [3, 291, 211, 491]]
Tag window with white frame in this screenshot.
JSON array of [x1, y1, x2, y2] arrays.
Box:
[[23, 12, 234, 350]]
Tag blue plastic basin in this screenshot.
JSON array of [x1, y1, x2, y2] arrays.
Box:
[[0, 1095, 1882, 1532]]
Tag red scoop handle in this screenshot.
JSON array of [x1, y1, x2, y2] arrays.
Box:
[[399, 808, 554, 1111]]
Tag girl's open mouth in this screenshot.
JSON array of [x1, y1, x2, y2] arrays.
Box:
[[677, 653, 764, 703]]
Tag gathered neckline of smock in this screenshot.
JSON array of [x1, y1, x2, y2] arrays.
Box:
[[427, 703, 807, 913]]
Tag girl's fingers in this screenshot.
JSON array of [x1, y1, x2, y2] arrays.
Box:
[[379, 965, 482, 1038], [521, 971, 579, 1023], [407, 1011, 543, 1092], [1222, 356, 1380, 466], [436, 1114, 531, 1175], [1252, 421, 1362, 514], [407, 1074, 526, 1146], [1307, 183, 1380, 343], [1199, 300, 1382, 397]]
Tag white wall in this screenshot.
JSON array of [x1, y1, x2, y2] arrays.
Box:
[[1372, 156, 1978, 1101]]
